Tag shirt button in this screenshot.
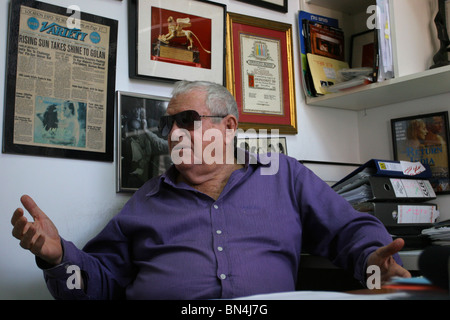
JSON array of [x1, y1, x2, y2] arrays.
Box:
[[213, 204, 219, 209], [217, 246, 223, 252], [220, 274, 227, 280], [216, 230, 222, 235]]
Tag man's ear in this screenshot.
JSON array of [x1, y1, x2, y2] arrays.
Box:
[[224, 115, 238, 144]]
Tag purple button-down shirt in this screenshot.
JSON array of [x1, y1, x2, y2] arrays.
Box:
[[40, 153, 397, 299]]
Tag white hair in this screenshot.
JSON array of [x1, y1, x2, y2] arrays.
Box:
[[171, 80, 239, 122]]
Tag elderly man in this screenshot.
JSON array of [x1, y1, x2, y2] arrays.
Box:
[[11, 80, 410, 299]]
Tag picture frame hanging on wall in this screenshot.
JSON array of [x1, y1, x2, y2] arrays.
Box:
[[226, 12, 297, 134], [391, 111, 450, 194], [237, 136, 287, 155], [128, 0, 226, 85], [236, 0, 288, 13], [2, 0, 118, 162], [116, 91, 172, 193]]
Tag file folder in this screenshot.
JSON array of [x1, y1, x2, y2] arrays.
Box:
[[354, 202, 439, 227], [369, 176, 436, 201], [339, 176, 436, 204], [332, 159, 432, 193]]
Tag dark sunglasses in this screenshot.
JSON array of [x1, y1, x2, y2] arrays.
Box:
[[158, 110, 228, 137]]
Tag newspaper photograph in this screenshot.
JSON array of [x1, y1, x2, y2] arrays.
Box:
[[13, 4, 111, 153]]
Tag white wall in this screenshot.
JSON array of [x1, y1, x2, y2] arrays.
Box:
[[0, 0, 367, 299], [357, 92, 450, 222]]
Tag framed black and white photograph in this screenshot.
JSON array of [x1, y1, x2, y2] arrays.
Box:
[[236, 0, 287, 13], [128, 0, 226, 84], [237, 136, 287, 155], [116, 91, 172, 192], [3, 0, 118, 162], [391, 111, 450, 194]]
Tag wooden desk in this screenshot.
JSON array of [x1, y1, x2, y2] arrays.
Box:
[[297, 250, 423, 291], [300, 250, 421, 271]]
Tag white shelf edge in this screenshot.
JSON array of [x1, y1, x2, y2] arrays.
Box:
[[305, 65, 450, 110]]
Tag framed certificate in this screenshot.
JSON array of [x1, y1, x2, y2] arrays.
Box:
[[128, 0, 226, 85], [226, 12, 297, 134], [3, 0, 118, 161]]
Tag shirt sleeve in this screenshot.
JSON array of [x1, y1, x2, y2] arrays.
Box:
[[295, 162, 401, 283], [37, 215, 136, 300]]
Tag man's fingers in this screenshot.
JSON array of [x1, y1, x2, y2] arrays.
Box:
[[11, 207, 24, 226], [396, 265, 412, 278], [12, 214, 29, 239], [375, 238, 405, 259], [29, 234, 45, 256], [19, 223, 38, 250], [20, 195, 47, 220]]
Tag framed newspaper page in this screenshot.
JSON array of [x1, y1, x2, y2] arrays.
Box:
[[391, 112, 450, 194], [128, 0, 226, 85], [226, 13, 297, 134], [116, 91, 171, 193], [3, 0, 118, 161]]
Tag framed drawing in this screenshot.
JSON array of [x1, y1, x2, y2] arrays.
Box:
[[237, 136, 287, 155], [128, 0, 226, 84], [226, 12, 297, 134], [3, 0, 118, 161], [391, 112, 450, 194], [236, 0, 288, 13], [116, 91, 172, 192]]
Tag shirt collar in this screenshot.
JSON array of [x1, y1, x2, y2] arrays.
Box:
[[144, 148, 271, 197]]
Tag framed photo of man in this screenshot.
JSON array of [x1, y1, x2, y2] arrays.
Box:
[[391, 111, 450, 194], [116, 91, 172, 192]]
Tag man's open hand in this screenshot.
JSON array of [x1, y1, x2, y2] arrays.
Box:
[[11, 195, 63, 265], [367, 238, 411, 284]]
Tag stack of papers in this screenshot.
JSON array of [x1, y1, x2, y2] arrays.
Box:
[[421, 223, 450, 246]]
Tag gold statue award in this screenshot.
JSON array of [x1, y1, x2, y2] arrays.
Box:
[[158, 16, 211, 54]]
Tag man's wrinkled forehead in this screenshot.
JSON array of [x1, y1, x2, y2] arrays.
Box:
[[167, 91, 208, 115]]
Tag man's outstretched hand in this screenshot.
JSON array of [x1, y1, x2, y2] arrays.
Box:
[[11, 195, 63, 266], [367, 238, 411, 284]]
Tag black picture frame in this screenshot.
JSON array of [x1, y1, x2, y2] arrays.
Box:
[[349, 29, 376, 69], [3, 0, 118, 162], [236, 0, 288, 13], [116, 91, 171, 192], [237, 136, 287, 155], [128, 0, 226, 84], [391, 111, 450, 194]]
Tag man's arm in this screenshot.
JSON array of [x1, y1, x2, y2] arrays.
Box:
[[366, 238, 411, 284], [11, 195, 133, 299], [295, 162, 410, 284]]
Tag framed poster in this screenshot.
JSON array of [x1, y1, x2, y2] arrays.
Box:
[[128, 0, 226, 84], [3, 0, 118, 161], [237, 136, 287, 155], [226, 12, 297, 134], [391, 112, 450, 194], [236, 0, 288, 13], [116, 91, 171, 192]]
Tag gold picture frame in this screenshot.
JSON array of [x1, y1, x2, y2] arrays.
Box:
[[226, 12, 297, 134]]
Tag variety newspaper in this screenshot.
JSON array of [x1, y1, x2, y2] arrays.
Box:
[[13, 5, 110, 152]]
